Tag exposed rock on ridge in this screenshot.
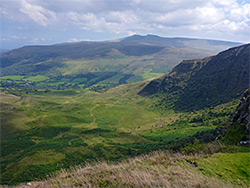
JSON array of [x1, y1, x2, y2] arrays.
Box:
[[229, 89, 250, 130]]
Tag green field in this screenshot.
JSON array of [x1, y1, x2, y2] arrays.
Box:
[[0, 55, 170, 90], [0, 76, 25, 80], [0, 82, 240, 185], [23, 75, 49, 82]]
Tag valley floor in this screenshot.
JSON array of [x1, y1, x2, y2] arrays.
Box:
[[0, 85, 248, 186]]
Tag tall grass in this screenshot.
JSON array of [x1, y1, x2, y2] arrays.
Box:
[[14, 151, 240, 188]]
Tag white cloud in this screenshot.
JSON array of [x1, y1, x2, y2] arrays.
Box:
[[68, 38, 90, 42], [63, 0, 250, 40], [67, 11, 141, 34], [11, 35, 27, 39], [1, 0, 250, 47], [68, 38, 81, 42], [30, 37, 53, 43], [19, 0, 56, 26]]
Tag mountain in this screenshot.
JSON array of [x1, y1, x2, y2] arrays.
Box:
[[139, 43, 250, 110], [119, 34, 241, 51], [0, 35, 241, 90], [1, 38, 248, 186]]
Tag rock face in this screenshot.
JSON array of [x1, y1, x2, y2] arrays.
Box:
[[229, 89, 250, 130]]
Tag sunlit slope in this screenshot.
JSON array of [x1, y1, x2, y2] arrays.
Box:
[[0, 35, 241, 89], [0, 83, 238, 185]]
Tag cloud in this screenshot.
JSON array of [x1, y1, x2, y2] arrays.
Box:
[[11, 35, 27, 40], [30, 37, 53, 43], [1, 0, 250, 48], [19, 0, 56, 26], [64, 0, 249, 39], [68, 38, 81, 42], [66, 11, 143, 34]]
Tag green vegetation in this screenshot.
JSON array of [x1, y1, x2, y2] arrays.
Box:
[[0, 75, 25, 80], [1, 35, 240, 91], [0, 39, 248, 187], [13, 149, 250, 188], [0, 82, 245, 186], [0, 55, 171, 91], [194, 152, 250, 186], [139, 44, 250, 111], [23, 75, 49, 82]]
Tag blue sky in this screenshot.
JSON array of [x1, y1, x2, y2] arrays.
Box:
[[1, 0, 250, 49]]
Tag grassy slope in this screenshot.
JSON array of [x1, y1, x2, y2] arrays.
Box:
[[0, 43, 228, 90], [0, 55, 170, 90], [13, 148, 250, 188], [0, 81, 241, 185]]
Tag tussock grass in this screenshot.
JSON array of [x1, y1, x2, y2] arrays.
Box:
[[14, 151, 242, 188]]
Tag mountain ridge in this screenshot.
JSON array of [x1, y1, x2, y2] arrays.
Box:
[[138, 43, 250, 110], [1, 34, 241, 68], [0, 35, 242, 90]]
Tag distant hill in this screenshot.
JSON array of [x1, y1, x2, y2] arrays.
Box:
[[139, 43, 250, 110], [119, 34, 241, 51], [0, 35, 242, 90]]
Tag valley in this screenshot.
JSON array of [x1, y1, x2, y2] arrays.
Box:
[[0, 83, 242, 185], [0, 35, 241, 91], [0, 37, 249, 187]]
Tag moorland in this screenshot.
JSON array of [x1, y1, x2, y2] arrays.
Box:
[[0, 35, 249, 187]]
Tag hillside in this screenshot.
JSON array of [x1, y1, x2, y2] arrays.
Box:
[[0, 35, 241, 90], [12, 149, 250, 188], [0, 39, 248, 187], [9, 88, 250, 188], [139, 43, 250, 110], [0, 80, 242, 185], [11, 90, 250, 188]]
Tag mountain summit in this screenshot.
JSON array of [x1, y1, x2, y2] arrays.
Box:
[[118, 34, 241, 50]]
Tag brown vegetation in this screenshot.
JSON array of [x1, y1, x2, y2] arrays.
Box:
[[13, 151, 236, 188]]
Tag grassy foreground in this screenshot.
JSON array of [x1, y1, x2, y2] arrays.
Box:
[[11, 145, 250, 188]]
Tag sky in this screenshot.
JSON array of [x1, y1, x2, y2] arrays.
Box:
[[1, 0, 250, 50]]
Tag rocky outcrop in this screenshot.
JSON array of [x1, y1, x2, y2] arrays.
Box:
[[229, 89, 250, 130]]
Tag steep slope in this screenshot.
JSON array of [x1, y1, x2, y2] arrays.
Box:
[[139, 43, 250, 110], [229, 89, 250, 125], [222, 89, 250, 144], [0, 35, 241, 89]]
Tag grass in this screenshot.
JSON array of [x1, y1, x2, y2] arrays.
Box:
[[193, 152, 250, 186], [23, 75, 49, 82], [0, 85, 243, 185], [0, 76, 25, 80], [0, 75, 49, 82], [139, 123, 215, 142], [12, 150, 249, 188], [0, 54, 171, 90]]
